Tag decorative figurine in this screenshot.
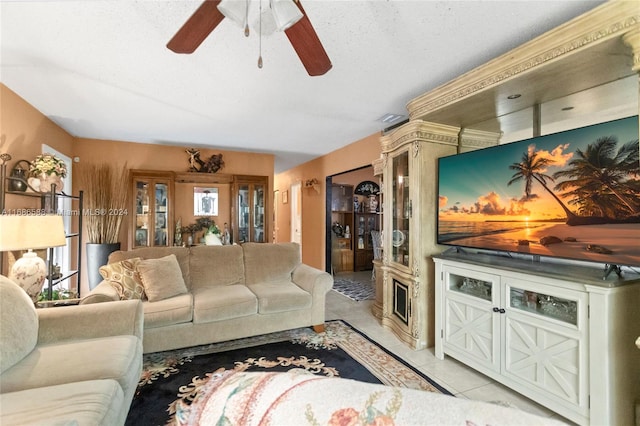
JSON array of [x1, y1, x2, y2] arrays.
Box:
[[185, 148, 225, 173], [175, 218, 182, 246], [223, 222, 231, 245], [368, 194, 378, 212]]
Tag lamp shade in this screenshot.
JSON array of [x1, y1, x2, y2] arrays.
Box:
[[253, 8, 277, 35], [218, 0, 250, 28], [270, 0, 302, 31], [0, 215, 66, 251]]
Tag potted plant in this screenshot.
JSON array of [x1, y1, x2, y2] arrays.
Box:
[[204, 222, 222, 245], [77, 163, 128, 289], [180, 217, 223, 246]]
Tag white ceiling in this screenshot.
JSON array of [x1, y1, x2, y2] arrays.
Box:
[[0, 0, 604, 172]]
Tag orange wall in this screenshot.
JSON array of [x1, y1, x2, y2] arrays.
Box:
[[1, 84, 77, 277], [1, 84, 75, 211], [174, 182, 232, 243], [73, 138, 273, 176], [274, 133, 382, 270]]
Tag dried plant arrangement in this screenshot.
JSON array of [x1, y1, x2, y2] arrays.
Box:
[[77, 163, 129, 244]]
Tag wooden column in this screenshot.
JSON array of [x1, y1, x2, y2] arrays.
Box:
[[622, 28, 640, 161]]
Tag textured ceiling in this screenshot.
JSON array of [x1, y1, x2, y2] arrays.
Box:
[[0, 0, 604, 172]]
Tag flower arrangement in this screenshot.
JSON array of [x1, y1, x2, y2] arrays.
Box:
[[207, 222, 221, 235], [30, 153, 67, 178], [181, 217, 219, 236]]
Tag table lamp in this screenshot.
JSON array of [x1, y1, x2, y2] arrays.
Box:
[[0, 215, 66, 303]]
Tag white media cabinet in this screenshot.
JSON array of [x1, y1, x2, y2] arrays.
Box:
[[434, 252, 640, 425]]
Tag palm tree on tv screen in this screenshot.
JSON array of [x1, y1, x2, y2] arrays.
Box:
[[553, 136, 640, 217], [507, 150, 578, 223]]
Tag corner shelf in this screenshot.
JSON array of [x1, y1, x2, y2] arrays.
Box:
[[1, 161, 84, 300]]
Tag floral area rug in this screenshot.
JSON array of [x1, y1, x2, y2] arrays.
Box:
[[125, 320, 450, 426], [332, 277, 375, 301]]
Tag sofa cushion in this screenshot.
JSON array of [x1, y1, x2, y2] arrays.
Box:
[[247, 281, 312, 314], [0, 379, 125, 426], [143, 292, 193, 329], [190, 245, 245, 288], [109, 246, 191, 289], [0, 335, 141, 402], [99, 257, 145, 300], [0, 275, 38, 374], [242, 242, 301, 285], [137, 254, 188, 302], [192, 285, 257, 323]]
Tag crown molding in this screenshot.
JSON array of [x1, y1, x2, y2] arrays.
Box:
[[407, 1, 640, 121], [380, 120, 459, 154]]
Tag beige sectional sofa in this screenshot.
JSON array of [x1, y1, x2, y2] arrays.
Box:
[[82, 242, 334, 353], [0, 275, 143, 426]]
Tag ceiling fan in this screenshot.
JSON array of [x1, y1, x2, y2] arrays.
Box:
[[167, 0, 332, 76]]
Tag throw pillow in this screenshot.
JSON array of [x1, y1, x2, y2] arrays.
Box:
[[137, 254, 188, 302], [99, 258, 145, 300]]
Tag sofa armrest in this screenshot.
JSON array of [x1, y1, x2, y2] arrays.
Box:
[[292, 263, 333, 295], [37, 299, 144, 345], [292, 264, 333, 327], [80, 280, 119, 304]]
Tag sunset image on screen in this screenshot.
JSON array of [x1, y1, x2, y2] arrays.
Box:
[[437, 116, 640, 266]]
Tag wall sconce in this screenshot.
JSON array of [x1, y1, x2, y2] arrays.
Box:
[[304, 178, 320, 194]]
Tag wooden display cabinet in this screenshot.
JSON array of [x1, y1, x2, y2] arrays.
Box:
[[131, 170, 174, 248], [354, 212, 379, 271], [232, 175, 268, 243], [378, 121, 459, 349], [330, 183, 354, 273]]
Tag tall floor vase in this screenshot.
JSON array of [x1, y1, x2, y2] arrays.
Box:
[[86, 242, 121, 290]]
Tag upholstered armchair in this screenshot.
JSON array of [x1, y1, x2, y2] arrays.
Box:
[[0, 275, 143, 425]]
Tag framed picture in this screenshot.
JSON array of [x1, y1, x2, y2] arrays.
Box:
[[282, 190, 288, 204], [194, 187, 218, 216], [135, 229, 148, 246]]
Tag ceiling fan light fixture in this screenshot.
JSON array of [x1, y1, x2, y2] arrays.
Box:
[[218, 0, 251, 31], [271, 0, 303, 31], [253, 8, 277, 35]]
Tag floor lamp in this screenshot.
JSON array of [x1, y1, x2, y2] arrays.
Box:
[[0, 215, 66, 303]]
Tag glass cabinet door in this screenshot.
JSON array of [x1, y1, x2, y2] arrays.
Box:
[[253, 184, 265, 243], [391, 151, 410, 267], [154, 183, 168, 246], [237, 184, 250, 243], [132, 174, 172, 248], [135, 181, 150, 247], [234, 178, 268, 243], [509, 286, 578, 325]]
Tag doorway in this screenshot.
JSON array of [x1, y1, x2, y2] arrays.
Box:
[[325, 165, 378, 275], [290, 181, 302, 245]]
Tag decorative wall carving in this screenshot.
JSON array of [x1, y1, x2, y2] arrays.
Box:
[[622, 28, 640, 72]]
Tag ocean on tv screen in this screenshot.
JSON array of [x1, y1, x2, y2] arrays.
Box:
[[437, 115, 640, 268]]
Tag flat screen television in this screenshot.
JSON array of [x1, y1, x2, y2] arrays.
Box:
[[437, 115, 640, 269]]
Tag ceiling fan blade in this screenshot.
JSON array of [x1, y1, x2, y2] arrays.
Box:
[[284, 1, 332, 76], [167, 0, 224, 54]]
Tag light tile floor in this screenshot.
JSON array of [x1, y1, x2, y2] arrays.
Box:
[[327, 271, 573, 425]]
